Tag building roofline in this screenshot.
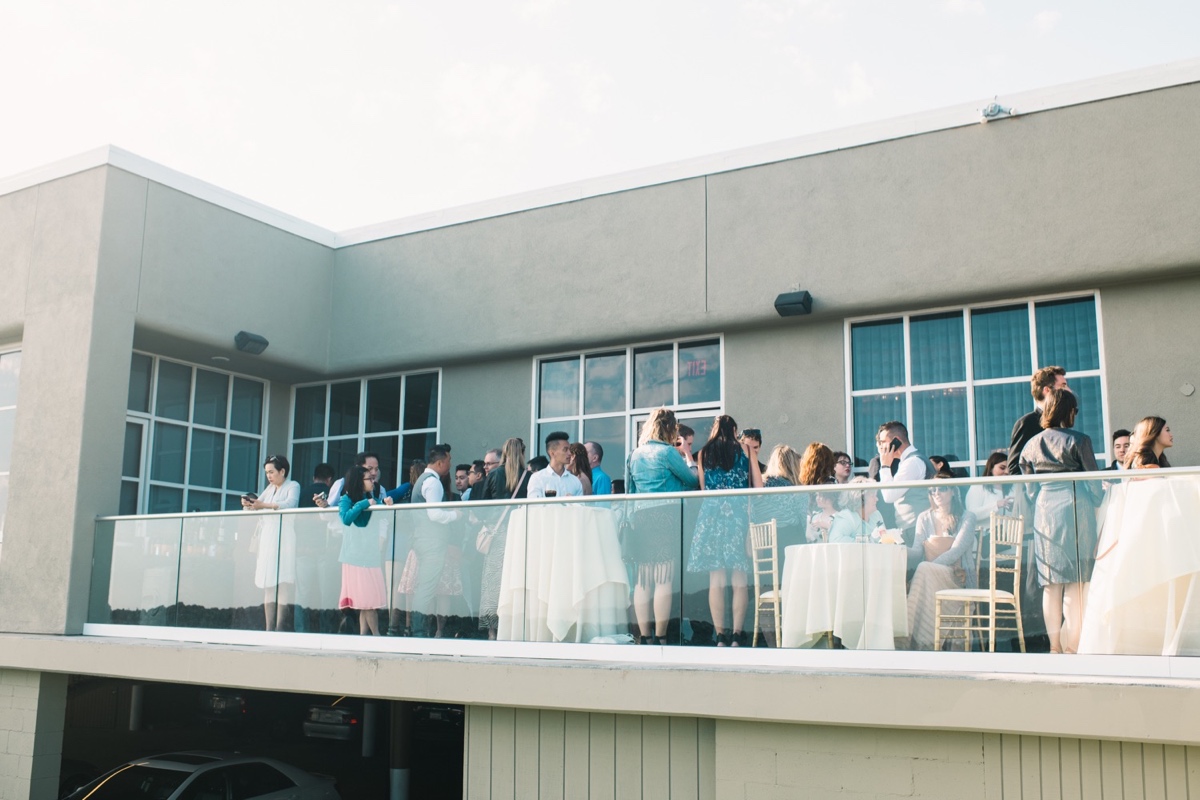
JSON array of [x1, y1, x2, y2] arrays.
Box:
[[3, 57, 1200, 249]]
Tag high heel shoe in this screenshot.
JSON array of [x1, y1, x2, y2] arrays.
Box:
[[731, 631, 747, 648], [715, 631, 730, 647]]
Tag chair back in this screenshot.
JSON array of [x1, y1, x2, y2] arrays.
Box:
[[989, 512, 1024, 605], [749, 520, 778, 591]]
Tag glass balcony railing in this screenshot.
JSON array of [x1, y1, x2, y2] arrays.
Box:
[[88, 468, 1200, 658]]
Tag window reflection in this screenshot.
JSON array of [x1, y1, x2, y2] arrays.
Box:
[[678, 340, 720, 405], [539, 358, 580, 419], [584, 353, 625, 415], [633, 346, 673, 409]]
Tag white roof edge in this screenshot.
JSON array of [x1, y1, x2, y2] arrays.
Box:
[[0, 145, 337, 247], [3, 58, 1199, 249], [333, 56, 1200, 246]]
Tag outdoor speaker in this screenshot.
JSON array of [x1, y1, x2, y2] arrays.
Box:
[[234, 331, 269, 355], [774, 290, 813, 317]]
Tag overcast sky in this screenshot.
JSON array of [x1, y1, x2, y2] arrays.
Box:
[[2, 1, 1198, 230]]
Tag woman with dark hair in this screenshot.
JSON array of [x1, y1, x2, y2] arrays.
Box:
[[478, 438, 532, 638], [338, 465, 387, 635], [965, 450, 1014, 522], [1126, 416, 1174, 469], [628, 407, 700, 644], [245, 454, 301, 631], [567, 442, 594, 496], [1020, 388, 1102, 654], [687, 415, 762, 647], [905, 475, 978, 649]]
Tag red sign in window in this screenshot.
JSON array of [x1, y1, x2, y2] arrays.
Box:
[[682, 360, 707, 378]]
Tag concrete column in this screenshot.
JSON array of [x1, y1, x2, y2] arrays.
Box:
[[0, 669, 68, 800], [0, 166, 142, 634]]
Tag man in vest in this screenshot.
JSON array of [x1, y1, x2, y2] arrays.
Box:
[[409, 444, 461, 638], [875, 421, 936, 566]]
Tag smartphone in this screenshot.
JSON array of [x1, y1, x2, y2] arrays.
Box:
[[889, 437, 902, 452], [241, 492, 258, 502], [314, 491, 327, 502]]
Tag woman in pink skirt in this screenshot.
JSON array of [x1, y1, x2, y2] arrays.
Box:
[[337, 466, 388, 635]]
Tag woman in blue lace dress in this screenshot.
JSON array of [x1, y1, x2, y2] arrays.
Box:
[[687, 416, 762, 646]]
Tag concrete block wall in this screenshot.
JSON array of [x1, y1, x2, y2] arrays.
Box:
[[0, 670, 66, 800]]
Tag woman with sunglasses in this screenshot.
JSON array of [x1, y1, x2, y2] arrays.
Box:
[[905, 475, 978, 650]]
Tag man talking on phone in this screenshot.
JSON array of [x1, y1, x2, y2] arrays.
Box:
[[875, 421, 936, 561]]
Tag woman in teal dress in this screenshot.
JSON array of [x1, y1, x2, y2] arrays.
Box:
[[687, 415, 762, 646]]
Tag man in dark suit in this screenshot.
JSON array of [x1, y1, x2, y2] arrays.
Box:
[[1007, 366, 1068, 475], [1108, 429, 1131, 470]]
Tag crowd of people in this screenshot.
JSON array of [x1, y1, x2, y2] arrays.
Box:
[[238, 364, 1177, 652]]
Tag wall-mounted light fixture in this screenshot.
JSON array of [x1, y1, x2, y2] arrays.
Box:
[[980, 100, 1014, 123], [774, 290, 813, 317], [234, 331, 269, 355]]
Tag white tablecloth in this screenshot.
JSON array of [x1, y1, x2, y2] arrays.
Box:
[[1079, 476, 1200, 655], [497, 504, 630, 642], [780, 543, 908, 649]]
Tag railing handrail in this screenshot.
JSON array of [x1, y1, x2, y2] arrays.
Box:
[[95, 465, 1200, 522]]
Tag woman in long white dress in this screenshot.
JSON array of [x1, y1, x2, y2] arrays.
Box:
[[244, 454, 301, 631]]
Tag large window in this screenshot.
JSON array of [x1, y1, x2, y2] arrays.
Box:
[[534, 337, 723, 475], [290, 371, 440, 490], [0, 350, 20, 545], [847, 294, 1108, 473], [125, 353, 268, 514]]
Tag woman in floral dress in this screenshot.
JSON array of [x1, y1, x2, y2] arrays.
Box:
[[687, 416, 762, 646]]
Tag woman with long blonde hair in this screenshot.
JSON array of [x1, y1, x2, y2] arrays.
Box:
[[478, 438, 531, 637], [752, 444, 808, 551], [627, 408, 700, 644]]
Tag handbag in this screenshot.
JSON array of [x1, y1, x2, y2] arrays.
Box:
[[475, 475, 524, 555]]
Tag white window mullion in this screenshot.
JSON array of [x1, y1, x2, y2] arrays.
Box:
[[963, 310, 978, 471]]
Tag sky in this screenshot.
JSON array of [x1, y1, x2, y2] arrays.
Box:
[[1, 1, 1198, 231]]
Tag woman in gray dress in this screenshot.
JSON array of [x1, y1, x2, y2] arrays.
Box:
[[1020, 388, 1102, 654]]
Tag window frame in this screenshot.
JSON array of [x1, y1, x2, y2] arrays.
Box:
[[287, 368, 443, 487], [531, 335, 725, 465], [125, 352, 270, 514], [0, 348, 19, 546], [843, 291, 1110, 473]]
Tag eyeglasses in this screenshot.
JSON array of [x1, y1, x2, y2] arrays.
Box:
[[484, 460, 500, 467], [836, 459, 852, 467]]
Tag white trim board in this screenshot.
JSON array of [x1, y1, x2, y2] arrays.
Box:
[[3, 58, 1200, 249]]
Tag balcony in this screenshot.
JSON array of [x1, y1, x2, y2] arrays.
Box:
[[80, 469, 1200, 680]]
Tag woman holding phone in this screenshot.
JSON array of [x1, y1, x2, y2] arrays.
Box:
[[337, 465, 388, 636], [245, 454, 301, 631]]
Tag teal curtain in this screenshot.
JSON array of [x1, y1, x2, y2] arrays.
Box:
[[971, 305, 1031, 379], [974, 382, 1029, 457], [912, 388, 968, 461], [910, 312, 965, 385], [851, 320, 904, 390], [852, 394, 905, 467], [1036, 297, 1099, 370]]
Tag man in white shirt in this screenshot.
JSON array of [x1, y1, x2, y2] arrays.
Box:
[[875, 421, 936, 558], [527, 431, 584, 498], [410, 444, 461, 637]]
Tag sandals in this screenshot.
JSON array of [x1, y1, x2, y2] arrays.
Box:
[[716, 631, 730, 647], [731, 631, 747, 648]]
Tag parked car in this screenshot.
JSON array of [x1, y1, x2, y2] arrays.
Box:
[[302, 697, 361, 742], [57, 758, 97, 798], [196, 688, 248, 726], [413, 703, 464, 743], [60, 752, 339, 800]]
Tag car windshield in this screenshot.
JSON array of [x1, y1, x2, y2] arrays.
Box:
[[68, 764, 189, 800]]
